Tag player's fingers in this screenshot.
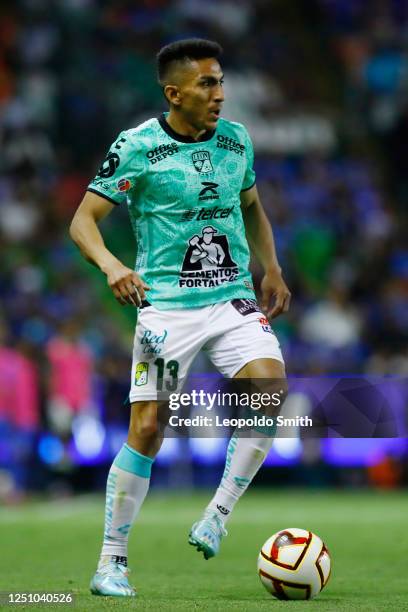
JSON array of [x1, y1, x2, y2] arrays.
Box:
[[260, 290, 272, 314], [129, 281, 145, 302], [131, 273, 151, 293], [268, 294, 285, 319], [112, 286, 127, 306], [267, 305, 282, 319], [113, 280, 135, 306], [124, 281, 141, 307], [269, 289, 291, 318], [121, 283, 141, 306], [282, 292, 291, 312]]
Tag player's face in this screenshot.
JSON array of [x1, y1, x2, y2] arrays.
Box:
[[178, 58, 224, 131]]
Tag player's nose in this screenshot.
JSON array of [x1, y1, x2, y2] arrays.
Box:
[[213, 85, 224, 103]]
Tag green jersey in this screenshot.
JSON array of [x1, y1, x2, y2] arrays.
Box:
[[88, 113, 257, 309]]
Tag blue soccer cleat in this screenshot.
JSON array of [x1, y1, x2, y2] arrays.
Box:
[[90, 559, 137, 597], [189, 513, 228, 559]]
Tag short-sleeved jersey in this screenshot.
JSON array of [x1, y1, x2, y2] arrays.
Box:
[[88, 113, 257, 310]]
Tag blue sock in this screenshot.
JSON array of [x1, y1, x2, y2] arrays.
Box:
[[114, 443, 154, 478]]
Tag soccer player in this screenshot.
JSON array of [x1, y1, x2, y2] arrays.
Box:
[[70, 38, 291, 597]]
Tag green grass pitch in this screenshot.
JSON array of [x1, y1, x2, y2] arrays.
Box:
[[1, 489, 407, 611]]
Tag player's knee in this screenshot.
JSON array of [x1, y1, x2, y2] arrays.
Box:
[[262, 373, 287, 397], [132, 418, 160, 439], [129, 401, 161, 439], [258, 377, 288, 417], [132, 415, 160, 439]]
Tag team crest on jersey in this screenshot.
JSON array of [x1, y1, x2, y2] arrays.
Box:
[[135, 362, 149, 386], [192, 150, 214, 174], [179, 227, 238, 288]]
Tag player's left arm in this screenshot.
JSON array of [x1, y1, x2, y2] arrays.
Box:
[[241, 185, 291, 319]]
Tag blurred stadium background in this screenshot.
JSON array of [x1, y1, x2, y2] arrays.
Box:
[[0, 0, 407, 503]]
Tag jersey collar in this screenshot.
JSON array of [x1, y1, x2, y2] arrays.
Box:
[[158, 113, 215, 143]]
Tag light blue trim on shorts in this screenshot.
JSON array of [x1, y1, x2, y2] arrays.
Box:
[[114, 443, 154, 478]]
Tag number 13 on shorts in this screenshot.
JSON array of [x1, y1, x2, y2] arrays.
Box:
[[131, 356, 181, 400]]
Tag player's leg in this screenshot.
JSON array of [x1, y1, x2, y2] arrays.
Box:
[[190, 300, 287, 559], [190, 359, 286, 559], [91, 303, 205, 594], [91, 400, 165, 597], [100, 400, 165, 559], [204, 358, 286, 524]]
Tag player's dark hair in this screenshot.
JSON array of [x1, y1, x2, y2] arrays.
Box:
[[157, 38, 223, 84]]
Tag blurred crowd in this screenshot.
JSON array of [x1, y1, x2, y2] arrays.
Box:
[[0, 0, 407, 495]]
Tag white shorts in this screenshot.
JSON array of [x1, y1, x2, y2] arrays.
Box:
[[129, 299, 284, 402]]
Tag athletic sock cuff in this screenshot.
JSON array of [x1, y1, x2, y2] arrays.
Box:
[[113, 444, 154, 478]]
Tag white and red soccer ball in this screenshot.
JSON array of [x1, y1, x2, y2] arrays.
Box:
[[257, 528, 331, 600]]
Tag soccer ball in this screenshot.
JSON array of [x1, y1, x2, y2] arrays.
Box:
[[257, 527, 331, 600]]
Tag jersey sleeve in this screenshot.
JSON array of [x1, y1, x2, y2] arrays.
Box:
[[87, 131, 141, 205], [241, 127, 256, 191]]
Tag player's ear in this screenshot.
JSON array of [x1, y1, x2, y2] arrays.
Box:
[[164, 84, 181, 106]]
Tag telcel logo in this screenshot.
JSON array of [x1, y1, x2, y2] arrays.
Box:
[[180, 206, 233, 222], [197, 205, 232, 220]]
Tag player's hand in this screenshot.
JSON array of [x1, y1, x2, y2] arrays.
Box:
[[104, 261, 150, 307], [260, 269, 291, 319]]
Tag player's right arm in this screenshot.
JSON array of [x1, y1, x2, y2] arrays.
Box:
[[69, 190, 149, 306]]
